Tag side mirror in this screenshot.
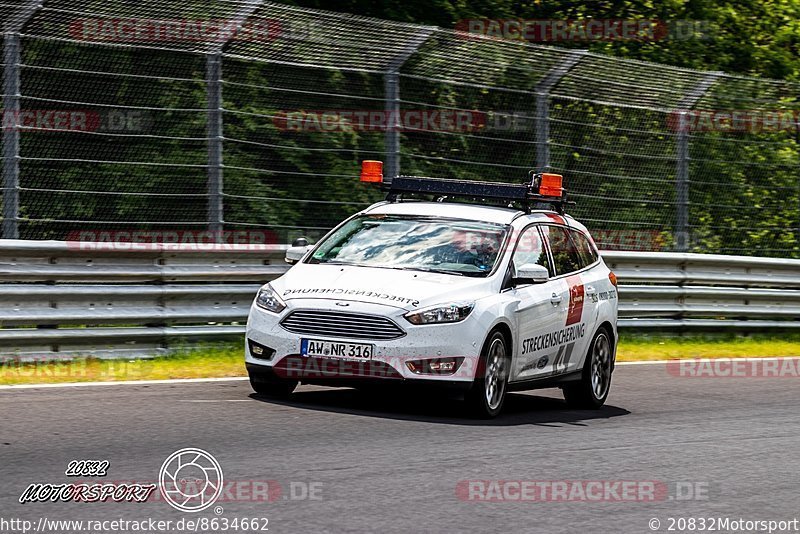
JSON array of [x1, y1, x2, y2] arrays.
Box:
[[513, 263, 550, 285], [285, 237, 312, 265]]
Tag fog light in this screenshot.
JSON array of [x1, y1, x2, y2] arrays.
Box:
[[430, 360, 456, 372], [406, 357, 464, 375], [248, 339, 275, 361]]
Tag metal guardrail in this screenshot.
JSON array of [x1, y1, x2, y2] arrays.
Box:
[[0, 240, 285, 359], [2, 241, 800, 359], [605, 252, 800, 330]]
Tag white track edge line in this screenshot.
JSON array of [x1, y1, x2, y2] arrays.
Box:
[[0, 376, 249, 390]]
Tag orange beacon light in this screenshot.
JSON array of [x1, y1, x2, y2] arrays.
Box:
[[538, 173, 563, 197], [360, 160, 384, 183]]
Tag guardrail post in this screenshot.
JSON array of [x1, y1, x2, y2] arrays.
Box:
[[674, 72, 722, 252], [2, 1, 40, 239], [384, 28, 435, 183], [534, 50, 586, 171]]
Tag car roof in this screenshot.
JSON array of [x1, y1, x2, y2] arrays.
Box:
[[363, 202, 585, 231], [521, 211, 587, 232], [363, 201, 524, 225]]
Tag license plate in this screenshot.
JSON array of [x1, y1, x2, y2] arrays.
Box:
[[300, 339, 374, 360]]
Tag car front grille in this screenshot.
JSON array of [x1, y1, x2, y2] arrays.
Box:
[[280, 310, 406, 340]]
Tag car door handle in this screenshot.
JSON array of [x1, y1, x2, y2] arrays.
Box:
[[550, 293, 562, 305], [586, 285, 597, 295]]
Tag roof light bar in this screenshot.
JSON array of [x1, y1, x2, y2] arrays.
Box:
[[359, 161, 574, 214], [388, 176, 529, 201]]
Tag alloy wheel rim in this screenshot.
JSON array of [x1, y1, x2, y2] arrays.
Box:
[[590, 333, 611, 400], [484, 338, 507, 410]]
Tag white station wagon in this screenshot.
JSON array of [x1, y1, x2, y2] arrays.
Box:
[[245, 162, 618, 417]]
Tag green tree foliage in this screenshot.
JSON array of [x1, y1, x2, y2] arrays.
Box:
[[285, 0, 800, 81], [8, 0, 799, 256]]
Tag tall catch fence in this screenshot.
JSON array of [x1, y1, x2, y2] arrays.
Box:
[[1, 0, 799, 256]]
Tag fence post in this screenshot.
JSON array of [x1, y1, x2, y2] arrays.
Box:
[[384, 28, 435, 183], [675, 72, 722, 252], [206, 0, 264, 237], [2, 34, 21, 239], [206, 52, 224, 235], [384, 71, 400, 183], [2, 1, 40, 240], [534, 50, 586, 172]]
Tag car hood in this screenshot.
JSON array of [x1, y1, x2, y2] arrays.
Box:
[[272, 263, 494, 311]]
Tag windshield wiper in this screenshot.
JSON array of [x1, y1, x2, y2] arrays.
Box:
[[316, 260, 361, 266], [399, 267, 464, 276], [314, 262, 483, 277]]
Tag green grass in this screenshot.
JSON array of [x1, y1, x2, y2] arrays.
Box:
[[0, 344, 245, 386], [616, 333, 800, 361], [2, 335, 800, 385]]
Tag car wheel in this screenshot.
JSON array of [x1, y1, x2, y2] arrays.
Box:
[[466, 330, 510, 418], [249, 370, 297, 398], [563, 328, 614, 409]]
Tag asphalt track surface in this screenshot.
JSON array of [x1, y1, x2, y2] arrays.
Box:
[[1, 362, 798, 533]]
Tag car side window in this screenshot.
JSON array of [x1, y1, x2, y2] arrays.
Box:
[[542, 225, 583, 276], [569, 229, 599, 268], [512, 226, 552, 276]]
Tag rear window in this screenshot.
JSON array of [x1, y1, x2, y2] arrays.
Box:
[[569, 229, 599, 268], [541, 226, 583, 276]]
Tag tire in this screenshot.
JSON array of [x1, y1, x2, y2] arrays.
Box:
[[249, 370, 297, 398], [563, 328, 614, 409], [465, 330, 510, 418]]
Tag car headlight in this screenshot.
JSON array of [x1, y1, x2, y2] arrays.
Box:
[[404, 302, 474, 325], [255, 284, 286, 314]]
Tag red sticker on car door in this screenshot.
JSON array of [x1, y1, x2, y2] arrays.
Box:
[[565, 274, 584, 326]]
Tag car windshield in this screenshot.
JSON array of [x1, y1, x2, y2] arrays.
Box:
[[306, 215, 509, 277]]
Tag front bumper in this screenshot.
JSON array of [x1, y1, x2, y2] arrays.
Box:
[[245, 362, 472, 392], [245, 299, 485, 384]]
